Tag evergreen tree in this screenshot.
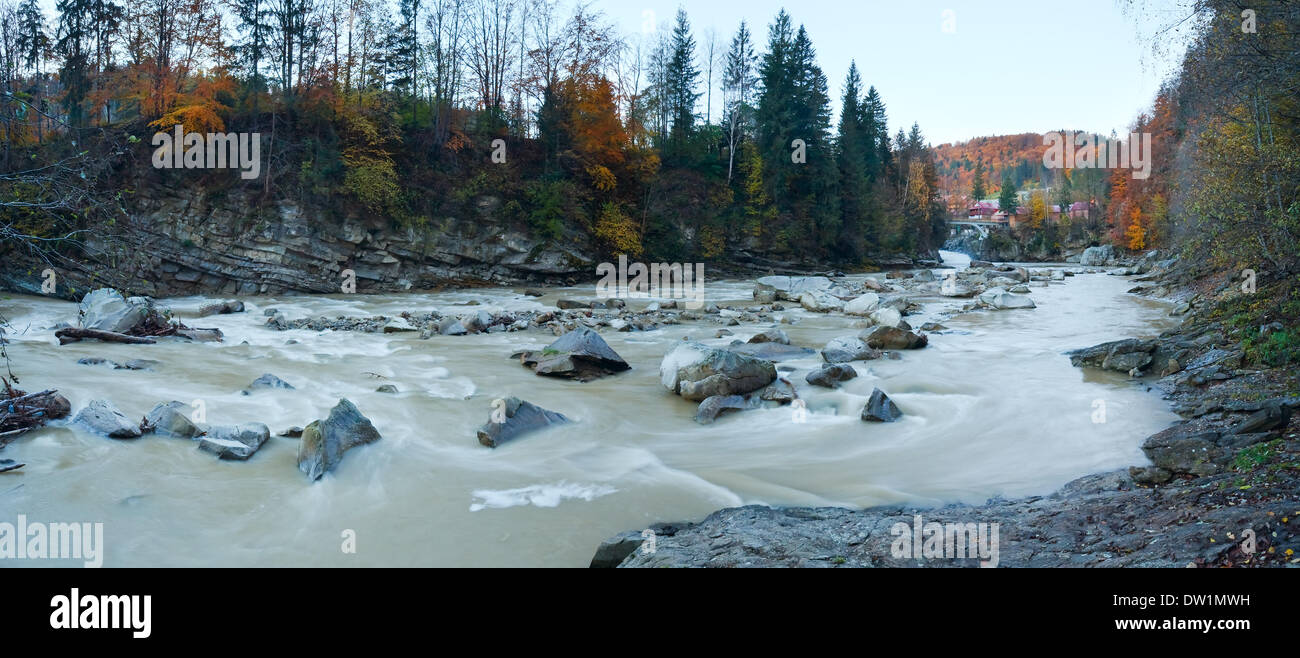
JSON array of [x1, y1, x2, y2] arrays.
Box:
[[998, 171, 1018, 219], [666, 8, 700, 158], [971, 158, 986, 200], [15, 0, 48, 75], [54, 0, 92, 126], [835, 61, 868, 258]]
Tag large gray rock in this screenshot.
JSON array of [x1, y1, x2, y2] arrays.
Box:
[[660, 342, 777, 402], [862, 388, 902, 422], [755, 276, 833, 301], [798, 290, 844, 312], [806, 364, 858, 388], [1080, 245, 1115, 266], [78, 289, 154, 334], [843, 293, 881, 316], [199, 423, 271, 460], [861, 325, 928, 350], [821, 336, 882, 363], [141, 401, 202, 438], [297, 399, 383, 481], [695, 394, 761, 424], [243, 373, 295, 394], [477, 397, 571, 448], [518, 327, 631, 381], [73, 399, 142, 438], [1067, 338, 1159, 373], [978, 287, 1037, 310]]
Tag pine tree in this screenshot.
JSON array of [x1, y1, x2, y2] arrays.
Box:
[[971, 158, 986, 201], [998, 172, 1018, 220], [836, 61, 868, 259], [666, 8, 700, 158]]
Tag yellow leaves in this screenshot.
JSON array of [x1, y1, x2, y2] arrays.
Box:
[[586, 165, 617, 193], [593, 203, 642, 258], [1126, 207, 1147, 250], [146, 72, 237, 134]]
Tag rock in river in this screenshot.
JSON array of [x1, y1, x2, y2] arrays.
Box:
[[477, 397, 572, 448], [78, 289, 156, 334], [518, 327, 631, 382], [861, 325, 927, 350], [861, 388, 902, 422], [73, 399, 142, 438], [297, 399, 383, 481], [661, 342, 777, 402], [978, 287, 1037, 310], [141, 401, 202, 438], [821, 336, 882, 363], [806, 364, 858, 388], [1067, 338, 1159, 373], [243, 373, 295, 394], [199, 423, 271, 460]]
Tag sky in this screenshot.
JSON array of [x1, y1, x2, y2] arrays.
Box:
[[604, 0, 1187, 145]]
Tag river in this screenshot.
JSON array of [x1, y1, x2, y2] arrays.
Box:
[[0, 252, 1180, 566]]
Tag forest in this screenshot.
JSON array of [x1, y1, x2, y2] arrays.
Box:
[[0, 0, 950, 268]]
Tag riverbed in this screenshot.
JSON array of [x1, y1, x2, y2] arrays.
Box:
[[0, 252, 1180, 566]]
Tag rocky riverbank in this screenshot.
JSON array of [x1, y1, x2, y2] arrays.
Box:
[[593, 253, 1300, 568]]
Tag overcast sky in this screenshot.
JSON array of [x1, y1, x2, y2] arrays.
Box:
[[608, 0, 1185, 145]]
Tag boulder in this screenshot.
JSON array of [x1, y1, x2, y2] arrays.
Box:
[[1080, 245, 1115, 266], [439, 317, 468, 336], [1067, 338, 1159, 373], [477, 397, 572, 448], [868, 307, 904, 329], [806, 364, 858, 388], [73, 400, 142, 439], [199, 423, 271, 460], [978, 287, 1037, 310], [297, 399, 383, 481], [756, 377, 798, 404], [519, 327, 631, 381], [843, 293, 881, 316], [821, 336, 883, 363], [755, 276, 833, 301], [556, 299, 590, 310], [861, 325, 927, 350], [695, 394, 761, 424], [198, 300, 245, 317], [382, 317, 418, 333], [78, 289, 157, 334], [799, 290, 844, 312], [747, 329, 790, 345], [141, 401, 202, 438], [243, 373, 295, 394], [660, 342, 778, 402], [862, 388, 902, 422]]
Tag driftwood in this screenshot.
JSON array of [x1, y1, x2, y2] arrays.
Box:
[[55, 328, 158, 345], [1, 382, 71, 446]]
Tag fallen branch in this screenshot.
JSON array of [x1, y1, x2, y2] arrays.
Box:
[[55, 328, 158, 345]]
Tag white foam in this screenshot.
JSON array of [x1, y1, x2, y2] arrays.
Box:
[[468, 482, 617, 511]]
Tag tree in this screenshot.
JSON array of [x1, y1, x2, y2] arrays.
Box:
[[971, 157, 986, 200], [997, 172, 1017, 221], [835, 61, 868, 258], [664, 8, 699, 157]]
